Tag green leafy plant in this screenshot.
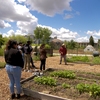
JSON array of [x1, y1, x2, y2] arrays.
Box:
[[34, 76, 56, 86], [76, 83, 90, 94], [89, 83, 100, 99], [76, 83, 100, 99], [62, 83, 70, 89], [50, 70, 76, 79]]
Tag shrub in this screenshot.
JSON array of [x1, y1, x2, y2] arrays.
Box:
[[0, 62, 6, 68], [45, 44, 51, 49], [0, 48, 4, 56], [62, 83, 70, 89]]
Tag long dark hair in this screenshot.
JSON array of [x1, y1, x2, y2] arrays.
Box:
[[5, 40, 17, 50]]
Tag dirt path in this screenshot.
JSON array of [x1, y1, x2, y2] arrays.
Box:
[[0, 56, 100, 100]]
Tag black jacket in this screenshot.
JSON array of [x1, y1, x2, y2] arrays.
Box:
[[23, 44, 33, 54], [4, 48, 24, 68]]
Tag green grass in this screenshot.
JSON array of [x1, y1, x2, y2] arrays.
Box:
[[0, 62, 5, 68], [67, 56, 90, 63], [92, 57, 100, 64]]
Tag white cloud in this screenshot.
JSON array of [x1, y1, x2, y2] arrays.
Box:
[[0, 0, 36, 22], [0, 0, 38, 35], [2, 29, 27, 37], [26, 0, 72, 16], [17, 19, 37, 34], [0, 20, 11, 28], [38, 25, 78, 41], [64, 14, 73, 19], [3, 30, 15, 37], [87, 30, 100, 37], [75, 36, 89, 43]]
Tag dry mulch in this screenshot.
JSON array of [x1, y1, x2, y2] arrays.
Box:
[[0, 56, 100, 100]]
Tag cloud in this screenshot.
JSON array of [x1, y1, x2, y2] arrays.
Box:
[[0, 20, 11, 28], [38, 25, 78, 41], [17, 19, 37, 34], [0, 0, 36, 22], [64, 14, 73, 19], [3, 30, 15, 37], [0, 0, 38, 35], [2, 29, 27, 37], [26, 0, 72, 16], [87, 30, 100, 37], [75, 36, 89, 43]]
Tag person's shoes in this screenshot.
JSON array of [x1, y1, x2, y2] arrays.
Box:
[[33, 66, 38, 69], [24, 69, 27, 72], [27, 70, 32, 72], [11, 93, 15, 99], [16, 94, 20, 99]]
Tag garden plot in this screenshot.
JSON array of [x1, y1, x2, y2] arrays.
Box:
[[22, 68, 100, 100]]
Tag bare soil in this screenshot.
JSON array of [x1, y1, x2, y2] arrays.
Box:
[[1, 56, 100, 100]]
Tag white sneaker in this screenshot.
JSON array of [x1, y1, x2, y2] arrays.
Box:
[[27, 70, 32, 73], [24, 69, 27, 72], [40, 72, 43, 75]]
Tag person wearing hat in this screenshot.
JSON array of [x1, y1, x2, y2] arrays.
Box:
[[59, 43, 67, 65]]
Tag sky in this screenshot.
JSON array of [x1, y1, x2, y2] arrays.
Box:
[[0, 0, 100, 43]]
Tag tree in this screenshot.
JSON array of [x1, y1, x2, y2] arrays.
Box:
[[0, 35, 5, 48], [34, 27, 52, 44], [67, 40, 76, 49], [9, 34, 27, 44], [89, 36, 94, 46], [42, 28, 52, 44]]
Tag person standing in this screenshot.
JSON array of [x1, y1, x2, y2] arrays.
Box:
[[23, 40, 33, 72], [59, 43, 67, 65], [39, 44, 47, 71], [4, 40, 24, 99]]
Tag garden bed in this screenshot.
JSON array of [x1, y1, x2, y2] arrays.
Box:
[[22, 68, 100, 100]]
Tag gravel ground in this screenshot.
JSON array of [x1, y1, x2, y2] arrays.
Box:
[[0, 56, 100, 100]]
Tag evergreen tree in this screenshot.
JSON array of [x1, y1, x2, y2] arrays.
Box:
[[89, 36, 94, 46]]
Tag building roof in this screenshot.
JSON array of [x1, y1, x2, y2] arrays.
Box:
[[51, 38, 63, 43]]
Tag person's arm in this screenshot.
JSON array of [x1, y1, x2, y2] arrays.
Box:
[[59, 47, 63, 54]]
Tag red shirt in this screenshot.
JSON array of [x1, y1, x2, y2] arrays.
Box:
[[59, 46, 67, 56]]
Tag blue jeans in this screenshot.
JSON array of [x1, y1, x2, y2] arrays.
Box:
[[5, 64, 22, 94]]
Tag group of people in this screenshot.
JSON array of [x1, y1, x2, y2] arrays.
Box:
[[4, 39, 47, 99], [4, 39, 67, 99]]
